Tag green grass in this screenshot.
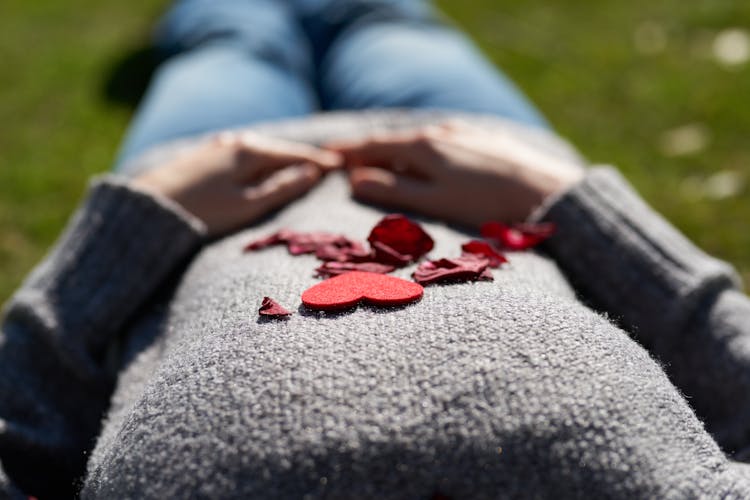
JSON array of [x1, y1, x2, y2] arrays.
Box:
[[0, 0, 164, 302], [437, 0, 750, 283], [1, 0, 749, 304]]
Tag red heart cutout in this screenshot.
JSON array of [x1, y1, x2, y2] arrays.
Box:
[[301, 271, 424, 311]]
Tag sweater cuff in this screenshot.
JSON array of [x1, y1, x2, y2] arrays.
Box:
[[531, 167, 741, 344], [5, 176, 205, 377]]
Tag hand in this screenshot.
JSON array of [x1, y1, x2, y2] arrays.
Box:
[[131, 132, 342, 236], [329, 122, 584, 228]]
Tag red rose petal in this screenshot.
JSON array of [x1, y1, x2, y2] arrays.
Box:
[[244, 229, 300, 252], [461, 240, 508, 268], [513, 222, 556, 238], [341, 247, 375, 262], [287, 232, 343, 255], [315, 261, 396, 278], [479, 268, 494, 281], [245, 230, 372, 262], [368, 214, 434, 264], [258, 297, 292, 318], [412, 255, 492, 286], [243, 231, 285, 251], [314, 240, 371, 262], [302, 271, 424, 311], [314, 243, 345, 261], [371, 241, 413, 267], [480, 221, 555, 251]]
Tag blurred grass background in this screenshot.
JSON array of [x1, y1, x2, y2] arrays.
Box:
[[1, 0, 749, 304]]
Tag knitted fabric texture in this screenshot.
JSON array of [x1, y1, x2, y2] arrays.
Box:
[[2, 111, 749, 499]]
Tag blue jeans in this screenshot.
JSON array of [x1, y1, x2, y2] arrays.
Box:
[[114, 0, 548, 169]]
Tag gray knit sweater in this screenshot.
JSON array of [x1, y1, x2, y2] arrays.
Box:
[[2, 111, 750, 499]]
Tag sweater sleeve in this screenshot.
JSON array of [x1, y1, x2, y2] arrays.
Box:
[[533, 166, 750, 454], [0, 177, 205, 499]]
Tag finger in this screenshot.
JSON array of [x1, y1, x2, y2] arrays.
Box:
[[238, 132, 343, 171], [326, 130, 421, 161], [327, 132, 434, 178], [348, 166, 433, 213], [242, 163, 321, 216]]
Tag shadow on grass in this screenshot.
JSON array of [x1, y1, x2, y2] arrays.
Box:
[[101, 45, 162, 108]]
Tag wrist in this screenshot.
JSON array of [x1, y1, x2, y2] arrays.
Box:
[[525, 168, 585, 223], [533, 164, 585, 199]]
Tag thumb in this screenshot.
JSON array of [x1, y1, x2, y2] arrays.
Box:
[[242, 163, 321, 215]]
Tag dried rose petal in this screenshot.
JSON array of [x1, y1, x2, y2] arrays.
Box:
[[245, 230, 372, 262], [258, 297, 292, 318], [244, 229, 302, 252], [371, 241, 413, 267], [244, 231, 286, 251], [513, 222, 556, 238], [315, 261, 396, 278], [340, 245, 374, 262], [480, 221, 556, 251], [287, 232, 343, 255], [315, 240, 371, 262], [450, 253, 492, 271], [368, 214, 434, 263], [479, 268, 494, 281], [461, 240, 508, 268], [412, 255, 492, 286]]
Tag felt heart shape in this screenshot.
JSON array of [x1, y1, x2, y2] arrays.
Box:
[[301, 271, 424, 311]]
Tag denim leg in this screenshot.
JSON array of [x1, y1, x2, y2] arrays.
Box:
[[306, 1, 548, 128], [114, 0, 319, 170]]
